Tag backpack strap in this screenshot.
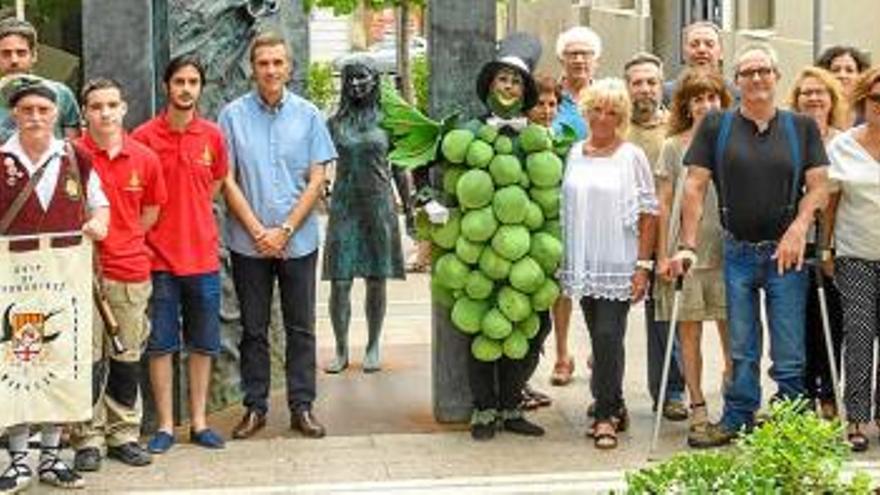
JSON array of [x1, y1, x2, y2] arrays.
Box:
[[713, 110, 734, 227], [779, 110, 802, 212]]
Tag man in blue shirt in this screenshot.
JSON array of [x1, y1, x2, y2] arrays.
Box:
[[220, 32, 337, 441]]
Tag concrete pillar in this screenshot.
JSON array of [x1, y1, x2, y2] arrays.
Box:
[[428, 0, 496, 423], [82, 0, 155, 128]]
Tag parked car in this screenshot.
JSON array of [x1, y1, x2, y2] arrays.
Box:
[[332, 35, 427, 73]]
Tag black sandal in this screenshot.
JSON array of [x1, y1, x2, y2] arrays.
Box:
[[848, 431, 869, 453], [38, 448, 84, 489]]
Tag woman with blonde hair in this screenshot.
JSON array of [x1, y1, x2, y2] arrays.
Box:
[[654, 69, 733, 445], [787, 66, 848, 419], [560, 78, 658, 449]]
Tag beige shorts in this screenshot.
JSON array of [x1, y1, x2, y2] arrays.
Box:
[[654, 268, 726, 322], [92, 279, 151, 362]]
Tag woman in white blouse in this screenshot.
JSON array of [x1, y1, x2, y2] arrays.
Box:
[[825, 66, 880, 452], [559, 78, 658, 449]]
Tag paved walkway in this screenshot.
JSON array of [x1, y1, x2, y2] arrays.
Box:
[[32, 235, 880, 493]]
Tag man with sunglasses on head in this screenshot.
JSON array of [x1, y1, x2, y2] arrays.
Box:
[[670, 43, 829, 448], [0, 18, 80, 142]]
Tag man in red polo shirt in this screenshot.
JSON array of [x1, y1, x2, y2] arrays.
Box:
[[70, 78, 166, 472], [131, 56, 228, 453]]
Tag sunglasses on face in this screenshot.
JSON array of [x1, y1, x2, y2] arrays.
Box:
[[866, 93, 880, 104]]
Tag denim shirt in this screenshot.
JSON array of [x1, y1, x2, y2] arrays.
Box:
[[552, 90, 589, 141], [219, 89, 337, 259]]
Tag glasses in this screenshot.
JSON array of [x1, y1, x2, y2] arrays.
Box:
[[737, 67, 774, 79], [563, 50, 595, 60], [798, 88, 829, 98], [865, 93, 880, 104]]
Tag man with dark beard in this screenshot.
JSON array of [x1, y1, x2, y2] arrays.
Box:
[[623, 52, 689, 424], [132, 56, 230, 454]]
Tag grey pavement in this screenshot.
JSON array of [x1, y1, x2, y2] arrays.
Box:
[[31, 232, 880, 493]]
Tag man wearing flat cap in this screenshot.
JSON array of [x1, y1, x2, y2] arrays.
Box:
[[0, 76, 109, 492]]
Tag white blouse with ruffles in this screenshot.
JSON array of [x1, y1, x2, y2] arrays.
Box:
[[559, 141, 658, 301]]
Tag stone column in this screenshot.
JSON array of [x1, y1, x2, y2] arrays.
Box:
[[428, 1, 496, 423], [82, 0, 155, 128]]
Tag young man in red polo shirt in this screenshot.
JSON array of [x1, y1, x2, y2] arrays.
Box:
[[70, 78, 166, 473], [131, 56, 228, 453]]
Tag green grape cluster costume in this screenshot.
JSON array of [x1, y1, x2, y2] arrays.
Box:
[[381, 34, 572, 438]]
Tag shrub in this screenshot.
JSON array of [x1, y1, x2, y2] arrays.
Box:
[[307, 60, 336, 111], [626, 399, 874, 494]]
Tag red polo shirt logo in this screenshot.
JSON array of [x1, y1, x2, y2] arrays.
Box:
[[200, 145, 214, 166]]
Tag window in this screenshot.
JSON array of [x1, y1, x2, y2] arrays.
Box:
[[741, 0, 775, 30]]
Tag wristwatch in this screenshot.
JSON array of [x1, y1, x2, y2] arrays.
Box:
[[635, 259, 654, 272], [280, 222, 295, 237]]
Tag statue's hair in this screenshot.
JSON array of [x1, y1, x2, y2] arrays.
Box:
[[332, 61, 381, 134]]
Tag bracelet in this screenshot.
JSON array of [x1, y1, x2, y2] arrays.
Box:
[[676, 244, 696, 253], [635, 259, 654, 272], [280, 222, 295, 237]]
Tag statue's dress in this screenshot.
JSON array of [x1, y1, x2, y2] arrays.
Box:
[[322, 120, 405, 280]]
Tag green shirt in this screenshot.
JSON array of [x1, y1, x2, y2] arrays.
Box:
[[0, 77, 80, 142]]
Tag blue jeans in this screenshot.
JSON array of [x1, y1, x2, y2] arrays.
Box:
[[720, 236, 808, 431]]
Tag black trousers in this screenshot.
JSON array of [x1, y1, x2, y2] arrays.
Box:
[[468, 312, 551, 411], [231, 250, 318, 415], [804, 268, 844, 402], [580, 297, 630, 420]]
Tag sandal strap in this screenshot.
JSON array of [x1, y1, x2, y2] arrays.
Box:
[[1, 452, 31, 478], [38, 455, 80, 484], [690, 402, 707, 409]]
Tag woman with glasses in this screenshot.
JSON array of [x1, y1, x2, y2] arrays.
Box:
[[825, 67, 880, 452], [786, 66, 849, 420]]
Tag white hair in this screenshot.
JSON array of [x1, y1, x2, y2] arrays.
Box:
[[555, 26, 602, 59], [734, 42, 780, 72]]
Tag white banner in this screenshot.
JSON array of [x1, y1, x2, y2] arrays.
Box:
[[0, 235, 92, 428]]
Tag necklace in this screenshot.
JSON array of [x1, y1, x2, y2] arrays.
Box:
[[583, 137, 621, 157]]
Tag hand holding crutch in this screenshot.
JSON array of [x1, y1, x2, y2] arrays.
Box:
[[650, 250, 694, 453]]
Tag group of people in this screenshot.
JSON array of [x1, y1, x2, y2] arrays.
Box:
[[0, 10, 878, 493], [510, 22, 880, 453], [0, 21, 334, 493]]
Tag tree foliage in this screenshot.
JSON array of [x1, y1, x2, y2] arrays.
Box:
[[303, 0, 426, 15]]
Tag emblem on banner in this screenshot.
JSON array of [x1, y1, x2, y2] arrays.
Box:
[[1, 304, 63, 364]]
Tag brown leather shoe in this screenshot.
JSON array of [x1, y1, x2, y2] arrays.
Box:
[[291, 410, 326, 438], [231, 410, 266, 440]]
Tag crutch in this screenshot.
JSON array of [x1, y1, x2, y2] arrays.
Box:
[[813, 215, 845, 424], [650, 271, 686, 453]]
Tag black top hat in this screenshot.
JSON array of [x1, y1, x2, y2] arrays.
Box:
[[476, 32, 542, 112], [2, 75, 56, 107]]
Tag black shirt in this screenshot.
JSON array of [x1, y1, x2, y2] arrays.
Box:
[[683, 109, 828, 242]]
